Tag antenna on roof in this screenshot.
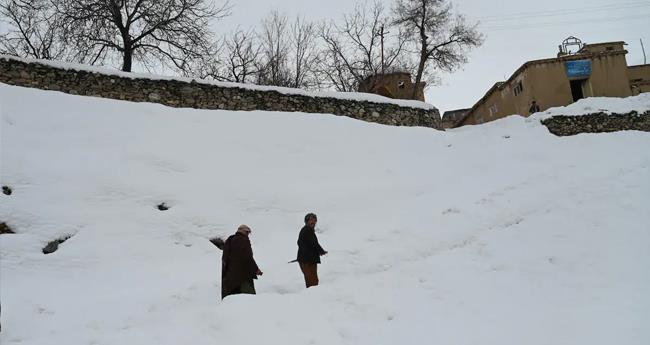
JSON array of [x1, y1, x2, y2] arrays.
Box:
[[559, 36, 583, 56], [641, 38, 647, 64]]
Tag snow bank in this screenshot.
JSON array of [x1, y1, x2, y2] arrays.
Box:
[[0, 54, 436, 110], [1, 84, 649, 345], [533, 93, 650, 119]]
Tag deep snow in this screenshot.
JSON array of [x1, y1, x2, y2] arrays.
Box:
[[534, 92, 650, 119], [0, 85, 649, 345]]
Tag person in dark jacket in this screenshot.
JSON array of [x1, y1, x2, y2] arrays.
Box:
[[296, 213, 327, 288], [221, 225, 263, 299], [529, 100, 541, 114]]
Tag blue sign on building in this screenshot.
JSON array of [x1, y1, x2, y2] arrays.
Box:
[[565, 60, 592, 79]]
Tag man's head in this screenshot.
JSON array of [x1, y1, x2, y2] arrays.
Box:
[[304, 213, 317, 228], [237, 224, 252, 236], [532, 100, 537, 104]]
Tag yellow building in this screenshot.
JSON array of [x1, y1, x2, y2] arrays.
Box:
[[456, 41, 650, 127]]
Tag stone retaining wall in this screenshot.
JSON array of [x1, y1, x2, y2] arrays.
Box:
[[0, 56, 442, 129], [541, 111, 650, 136]]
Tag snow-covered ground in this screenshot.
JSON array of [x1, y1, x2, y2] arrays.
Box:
[[1, 84, 649, 345], [534, 93, 650, 119]]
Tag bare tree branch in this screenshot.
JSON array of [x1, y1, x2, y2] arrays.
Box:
[[0, 0, 75, 61], [56, 0, 231, 72], [317, 1, 410, 92], [392, 0, 483, 97]]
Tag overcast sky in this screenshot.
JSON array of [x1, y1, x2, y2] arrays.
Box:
[[217, 0, 650, 113]]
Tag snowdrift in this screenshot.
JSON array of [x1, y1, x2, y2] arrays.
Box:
[[534, 92, 650, 119], [1, 84, 649, 345]]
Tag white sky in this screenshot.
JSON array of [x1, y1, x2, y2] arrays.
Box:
[[217, 0, 650, 113]]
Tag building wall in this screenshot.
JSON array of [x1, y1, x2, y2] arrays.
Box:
[[524, 53, 631, 111], [628, 64, 650, 95], [358, 73, 426, 101], [0, 56, 442, 129], [579, 42, 625, 54], [466, 84, 515, 125], [587, 53, 632, 97], [628, 64, 650, 80], [441, 108, 470, 128], [461, 51, 632, 126]]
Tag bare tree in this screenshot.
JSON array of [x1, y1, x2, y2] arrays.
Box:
[[0, 0, 68, 60], [256, 11, 320, 89], [289, 16, 319, 89], [198, 28, 261, 83], [316, 24, 359, 92], [256, 11, 291, 87], [222, 29, 261, 83], [55, 0, 230, 72], [393, 0, 483, 98], [318, 1, 409, 92], [313, 41, 357, 92]]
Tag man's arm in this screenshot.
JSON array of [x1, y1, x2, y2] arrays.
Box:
[[221, 239, 231, 278], [313, 232, 327, 255], [244, 237, 262, 276]]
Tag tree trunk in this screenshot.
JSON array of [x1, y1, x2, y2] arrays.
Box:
[[122, 47, 133, 72], [412, 50, 427, 100]]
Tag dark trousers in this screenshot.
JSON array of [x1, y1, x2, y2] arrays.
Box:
[[222, 279, 256, 299], [299, 262, 319, 288]]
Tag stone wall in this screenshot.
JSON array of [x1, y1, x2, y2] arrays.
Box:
[[0, 56, 442, 129], [541, 111, 650, 136]]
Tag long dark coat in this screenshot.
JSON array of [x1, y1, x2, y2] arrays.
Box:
[[296, 225, 326, 264], [222, 233, 259, 296]]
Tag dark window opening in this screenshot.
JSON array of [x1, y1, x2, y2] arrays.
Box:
[[513, 81, 523, 96], [570, 79, 585, 101]]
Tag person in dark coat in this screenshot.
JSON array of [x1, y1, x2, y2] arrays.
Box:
[[221, 225, 262, 299], [296, 213, 327, 288], [529, 100, 541, 114]]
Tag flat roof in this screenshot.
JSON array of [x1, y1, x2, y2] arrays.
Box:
[[582, 41, 626, 47]]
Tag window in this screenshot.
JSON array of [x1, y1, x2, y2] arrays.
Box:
[[513, 81, 524, 96], [398, 81, 405, 89]]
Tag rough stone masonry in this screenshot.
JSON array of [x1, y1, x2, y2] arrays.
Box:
[[541, 111, 650, 136], [0, 56, 443, 129]]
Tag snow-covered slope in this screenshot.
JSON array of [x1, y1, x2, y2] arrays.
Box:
[[1, 84, 649, 345]]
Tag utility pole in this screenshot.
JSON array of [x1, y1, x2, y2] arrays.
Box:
[[376, 25, 389, 74], [641, 38, 647, 64]]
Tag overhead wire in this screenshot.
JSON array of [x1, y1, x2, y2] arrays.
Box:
[[466, 1, 650, 32], [474, 1, 650, 22], [481, 13, 650, 31]]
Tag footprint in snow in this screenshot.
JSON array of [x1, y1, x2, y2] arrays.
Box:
[[442, 207, 461, 215]]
